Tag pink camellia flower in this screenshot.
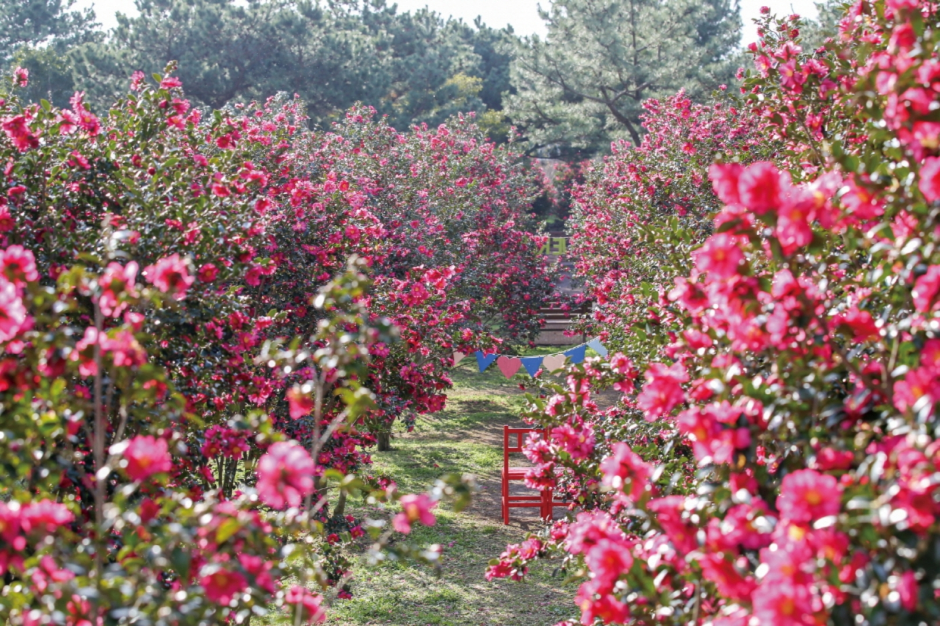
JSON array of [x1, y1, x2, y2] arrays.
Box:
[[776, 469, 842, 524], [0, 278, 28, 342], [584, 538, 633, 592], [776, 196, 814, 254], [197, 263, 218, 283], [0, 245, 38, 286], [517, 537, 542, 560], [738, 161, 787, 213], [130, 70, 146, 90], [708, 162, 743, 205], [897, 570, 918, 611], [707, 501, 774, 552], [647, 496, 698, 553], [160, 76, 183, 90], [575, 578, 631, 625], [698, 553, 757, 602], [285, 585, 326, 623], [108, 330, 147, 368], [893, 365, 940, 412], [677, 405, 747, 465], [751, 580, 817, 626], [256, 441, 315, 509], [200, 568, 247, 605], [98, 261, 138, 317], [20, 500, 74, 534], [1, 115, 38, 151], [13, 67, 28, 87], [392, 494, 436, 534], [57, 110, 78, 134], [636, 362, 688, 420], [287, 386, 314, 419], [920, 157, 940, 202], [145, 254, 194, 299], [599, 442, 653, 502], [814, 448, 854, 471], [693, 233, 744, 280], [120, 436, 172, 481], [842, 179, 885, 221], [551, 422, 595, 460], [913, 265, 940, 312]]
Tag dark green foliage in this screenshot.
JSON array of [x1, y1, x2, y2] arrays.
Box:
[[505, 0, 743, 157], [0, 0, 99, 107], [65, 0, 517, 132], [0, 0, 97, 64]]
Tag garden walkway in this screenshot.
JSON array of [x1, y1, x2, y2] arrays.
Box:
[[318, 356, 577, 626]]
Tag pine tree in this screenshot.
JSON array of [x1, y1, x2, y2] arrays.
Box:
[[0, 0, 96, 65], [505, 0, 741, 157]]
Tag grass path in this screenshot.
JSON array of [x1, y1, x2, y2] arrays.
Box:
[[320, 356, 578, 626]]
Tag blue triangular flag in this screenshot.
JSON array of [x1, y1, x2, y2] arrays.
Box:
[[587, 338, 608, 358], [564, 344, 587, 364], [475, 351, 498, 373], [520, 356, 544, 377]]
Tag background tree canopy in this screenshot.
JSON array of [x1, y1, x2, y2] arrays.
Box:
[[504, 0, 742, 157], [3, 0, 839, 158]]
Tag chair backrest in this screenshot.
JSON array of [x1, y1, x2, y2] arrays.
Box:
[[503, 426, 547, 473]]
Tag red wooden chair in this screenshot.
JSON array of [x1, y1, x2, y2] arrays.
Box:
[[502, 426, 556, 524]]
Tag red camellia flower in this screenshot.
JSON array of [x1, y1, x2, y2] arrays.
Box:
[[776, 469, 842, 524], [255, 441, 315, 509], [392, 493, 436, 534], [145, 254, 194, 299], [200, 568, 247, 605], [121, 436, 172, 481]]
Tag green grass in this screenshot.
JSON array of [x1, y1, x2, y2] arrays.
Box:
[[264, 351, 581, 626]]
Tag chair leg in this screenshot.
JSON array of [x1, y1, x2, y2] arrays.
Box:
[[502, 475, 509, 525], [541, 488, 551, 520]]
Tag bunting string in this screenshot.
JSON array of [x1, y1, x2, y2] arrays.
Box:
[[451, 337, 608, 379]]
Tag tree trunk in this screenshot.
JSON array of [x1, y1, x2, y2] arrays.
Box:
[[376, 431, 391, 452], [332, 490, 348, 520]]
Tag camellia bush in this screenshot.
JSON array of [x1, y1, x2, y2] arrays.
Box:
[[489, 2, 940, 625], [289, 106, 555, 446], [567, 90, 772, 359], [0, 68, 480, 623]]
